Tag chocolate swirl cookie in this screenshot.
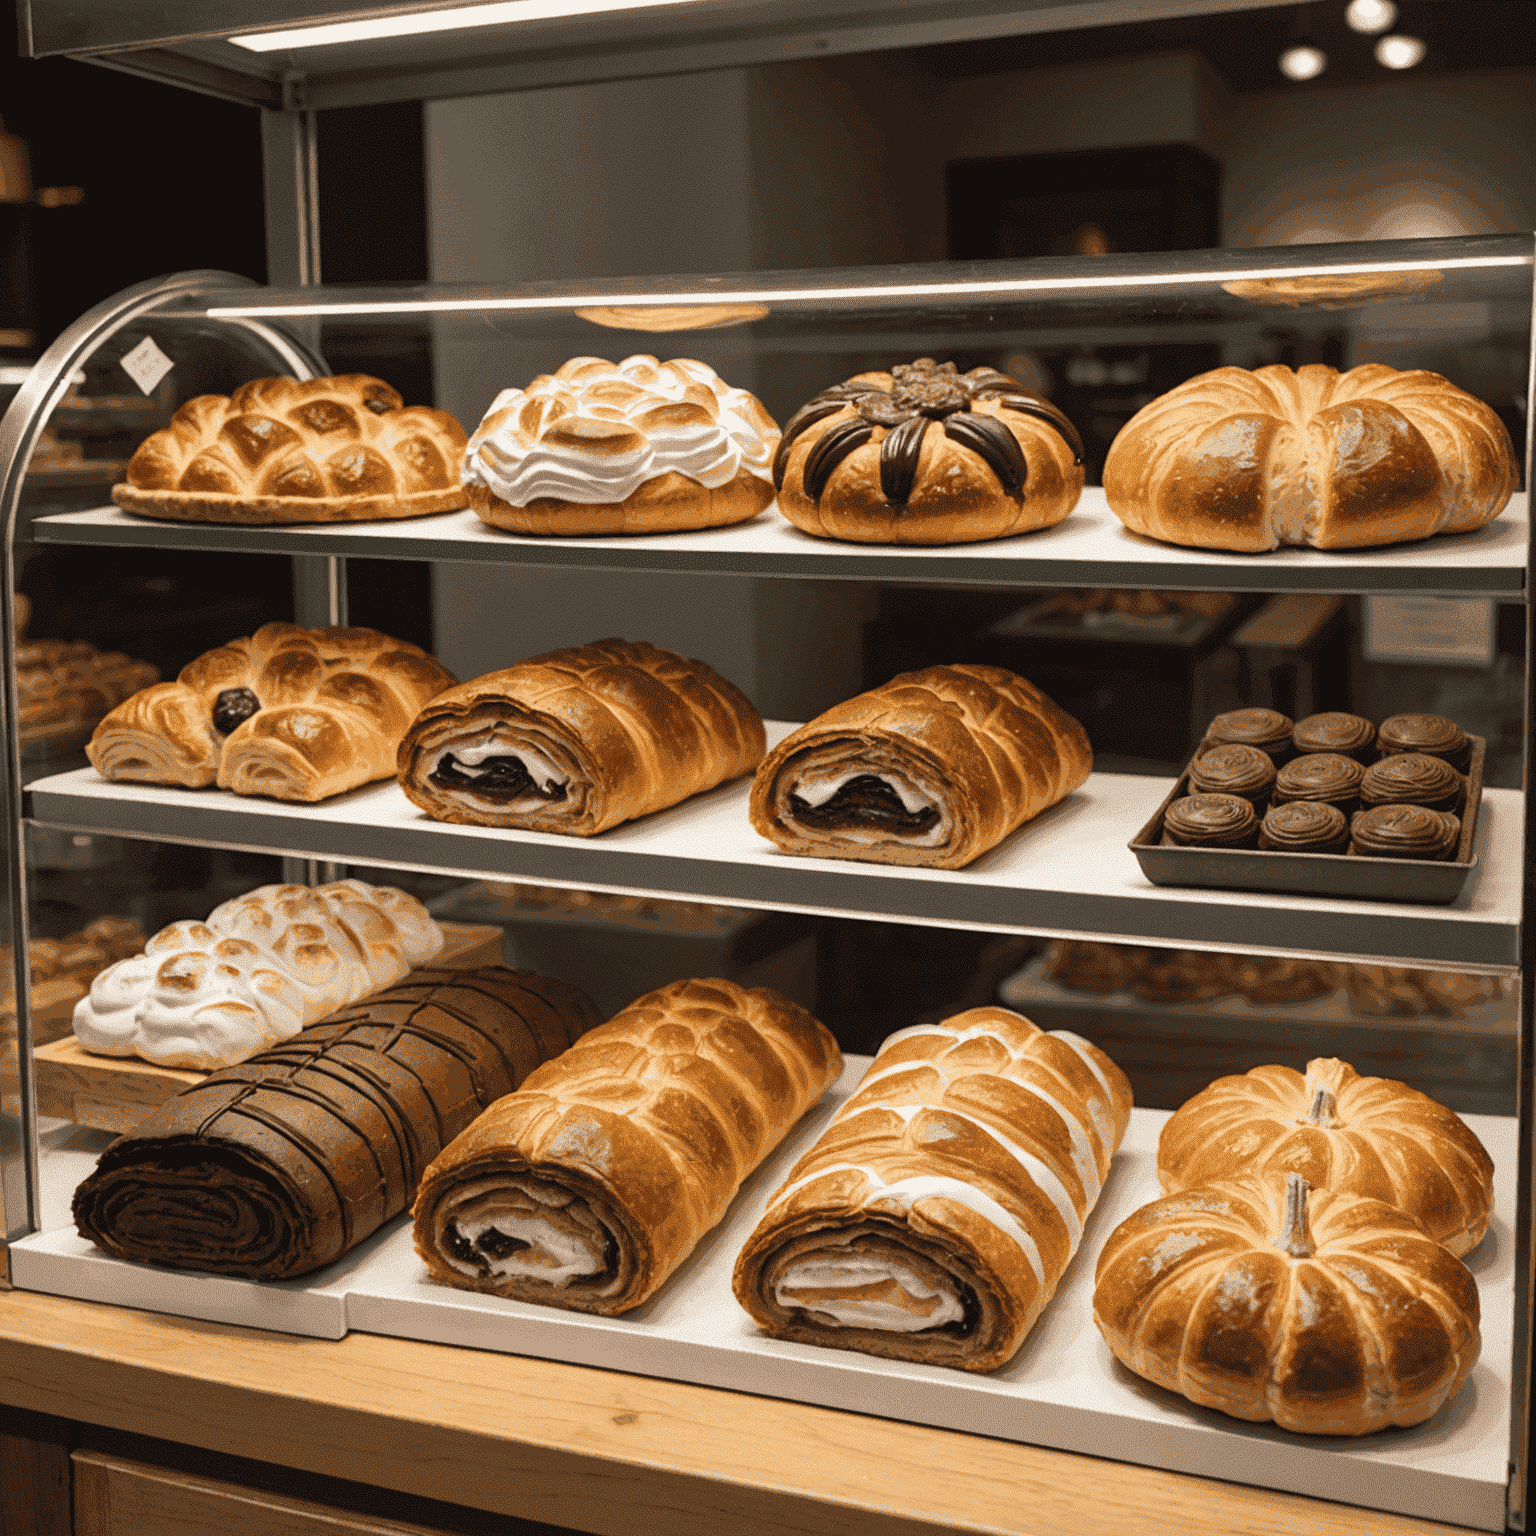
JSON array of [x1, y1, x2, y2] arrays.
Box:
[[774, 359, 1086, 545], [1361, 753, 1463, 814], [1188, 743, 1277, 807], [1376, 713, 1470, 772], [1292, 712, 1376, 763], [1205, 708, 1294, 763], [1350, 804, 1461, 861], [1273, 752, 1365, 814], [1259, 801, 1349, 853], [1162, 794, 1259, 848]]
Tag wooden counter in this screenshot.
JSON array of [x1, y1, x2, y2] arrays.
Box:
[[0, 1287, 1477, 1536]]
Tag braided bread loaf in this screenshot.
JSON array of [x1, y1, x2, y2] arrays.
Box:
[[733, 1006, 1132, 1371], [112, 374, 468, 525], [397, 637, 765, 833], [413, 977, 842, 1314], [750, 664, 1092, 869], [1103, 363, 1516, 552], [88, 622, 456, 802]]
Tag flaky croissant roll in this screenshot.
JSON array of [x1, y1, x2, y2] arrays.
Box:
[[412, 978, 842, 1314], [749, 664, 1091, 869], [733, 1006, 1132, 1372], [396, 637, 766, 833]]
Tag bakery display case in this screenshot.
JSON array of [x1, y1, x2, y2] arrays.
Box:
[[0, 228, 1530, 1536]]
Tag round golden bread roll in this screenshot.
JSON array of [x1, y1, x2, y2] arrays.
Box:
[[1103, 362, 1516, 552], [773, 359, 1085, 545]]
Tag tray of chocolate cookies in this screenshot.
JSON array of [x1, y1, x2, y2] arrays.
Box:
[[1129, 708, 1484, 903]]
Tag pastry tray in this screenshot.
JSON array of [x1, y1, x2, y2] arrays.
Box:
[[11, 1057, 1517, 1533], [1129, 735, 1485, 904]]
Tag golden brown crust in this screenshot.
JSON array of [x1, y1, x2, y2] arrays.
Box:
[[396, 637, 766, 835], [1157, 1057, 1493, 1256], [411, 978, 842, 1314], [749, 664, 1092, 869], [1093, 1174, 1480, 1435], [776, 365, 1084, 545], [111, 374, 468, 525], [733, 1006, 1131, 1372], [467, 466, 773, 536], [1103, 363, 1516, 552], [87, 623, 457, 803]]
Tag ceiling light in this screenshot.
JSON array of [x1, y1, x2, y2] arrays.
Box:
[[1375, 34, 1426, 68], [230, 0, 697, 52], [1279, 44, 1328, 81], [1345, 0, 1397, 32]]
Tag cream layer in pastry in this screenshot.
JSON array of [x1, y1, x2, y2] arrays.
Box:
[[773, 1255, 965, 1332]]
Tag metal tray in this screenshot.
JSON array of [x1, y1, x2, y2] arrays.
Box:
[[1129, 734, 1485, 905]]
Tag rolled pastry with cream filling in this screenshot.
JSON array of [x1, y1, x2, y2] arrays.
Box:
[[412, 978, 842, 1313], [733, 1006, 1132, 1372], [396, 637, 766, 833], [749, 664, 1091, 869]]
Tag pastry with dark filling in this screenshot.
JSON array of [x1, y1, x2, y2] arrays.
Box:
[[1161, 794, 1259, 848], [1188, 744, 1276, 808], [1376, 713, 1471, 773], [413, 978, 841, 1314], [397, 638, 765, 834], [1292, 712, 1376, 763], [1205, 707, 1294, 763], [733, 1007, 1132, 1372], [71, 966, 600, 1280], [750, 664, 1092, 870], [1273, 753, 1365, 814], [774, 359, 1085, 545], [1259, 801, 1349, 853], [1360, 753, 1463, 814], [1350, 804, 1461, 861]]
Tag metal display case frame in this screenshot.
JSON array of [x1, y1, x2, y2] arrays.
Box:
[[3, 2, 1534, 1530]]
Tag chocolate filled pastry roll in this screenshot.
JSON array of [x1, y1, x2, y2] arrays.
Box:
[[397, 638, 765, 833], [1350, 805, 1460, 861], [732, 1006, 1132, 1372], [1188, 744, 1276, 808], [1292, 712, 1376, 763], [1205, 708, 1294, 762], [71, 967, 601, 1280], [1273, 752, 1364, 814], [1161, 794, 1258, 848], [750, 664, 1091, 870], [1376, 713, 1470, 772], [1259, 801, 1349, 853], [413, 979, 842, 1314], [1361, 753, 1463, 814]]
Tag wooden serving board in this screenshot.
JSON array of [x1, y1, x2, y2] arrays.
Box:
[[32, 922, 504, 1134]]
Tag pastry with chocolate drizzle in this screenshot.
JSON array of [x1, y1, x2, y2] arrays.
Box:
[[773, 359, 1085, 544]]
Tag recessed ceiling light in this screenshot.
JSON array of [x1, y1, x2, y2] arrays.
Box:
[[1345, 0, 1397, 33], [230, 0, 698, 52], [1279, 44, 1328, 80], [1375, 34, 1427, 69]]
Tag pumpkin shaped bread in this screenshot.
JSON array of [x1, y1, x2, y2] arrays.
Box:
[[1093, 1172, 1480, 1436], [1158, 1058, 1492, 1257]]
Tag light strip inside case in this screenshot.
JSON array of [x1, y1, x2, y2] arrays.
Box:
[[230, 0, 699, 51], [205, 254, 1531, 318]]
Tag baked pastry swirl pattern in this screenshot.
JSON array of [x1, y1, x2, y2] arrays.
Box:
[[1377, 713, 1470, 772], [71, 966, 601, 1280], [1103, 363, 1516, 552], [1350, 804, 1460, 860], [1360, 753, 1463, 813], [1162, 793, 1258, 847], [112, 374, 468, 524], [88, 623, 456, 803], [462, 355, 779, 535], [733, 1006, 1132, 1373], [1259, 801, 1349, 852], [774, 359, 1085, 544]]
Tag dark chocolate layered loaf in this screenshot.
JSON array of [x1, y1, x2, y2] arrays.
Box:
[[1205, 708, 1293, 762], [1259, 801, 1350, 853], [1273, 752, 1365, 814], [1350, 805, 1461, 861], [72, 965, 601, 1279], [1162, 793, 1258, 847], [1361, 753, 1464, 814], [1292, 712, 1376, 763], [1376, 713, 1470, 772], [1188, 744, 1276, 807]]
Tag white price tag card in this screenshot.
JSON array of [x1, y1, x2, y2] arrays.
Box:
[[119, 336, 174, 396], [1362, 595, 1496, 666]]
